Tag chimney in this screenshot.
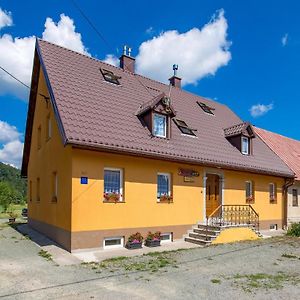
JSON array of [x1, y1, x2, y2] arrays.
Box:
[[169, 64, 181, 88], [119, 45, 135, 73]]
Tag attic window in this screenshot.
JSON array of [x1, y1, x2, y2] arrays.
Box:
[[100, 68, 121, 85], [197, 101, 214, 115], [173, 119, 196, 136]]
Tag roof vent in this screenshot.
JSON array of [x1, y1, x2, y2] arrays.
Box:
[[119, 45, 135, 73], [169, 64, 181, 88]]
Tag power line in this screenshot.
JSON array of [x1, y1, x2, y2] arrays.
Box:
[[70, 0, 114, 53], [0, 65, 49, 100], [0, 66, 30, 89], [69, 0, 155, 98]]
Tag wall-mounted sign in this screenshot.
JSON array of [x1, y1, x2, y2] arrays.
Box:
[[80, 177, 88, 184], [184, 176, 194, 182], [178, 168, 199, 177]]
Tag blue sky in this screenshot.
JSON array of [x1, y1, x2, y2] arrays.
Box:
[[0, 0, 299, 167]]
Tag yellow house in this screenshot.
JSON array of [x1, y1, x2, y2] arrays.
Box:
[[21, 40, 294, 252], [255, 127, 300, 228]]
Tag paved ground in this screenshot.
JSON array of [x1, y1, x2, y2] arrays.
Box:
[[0, 222, 300, 300]]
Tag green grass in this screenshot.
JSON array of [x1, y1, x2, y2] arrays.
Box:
[[0, 204, 26, 219], [211, 279, 221, 284], [38, 249, 52, 261], [282, 253, 300, 259], [82, 252, 177, 274], [230, 272, 300, 293]]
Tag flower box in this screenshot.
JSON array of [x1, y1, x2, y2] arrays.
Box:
[[145, 239, 161, 247], [145, 231, 161, 247], [126, 232, 143, 250], [125, 241, 143, 249], [159, 194, 173, 203], [103, 192, 122, 203]]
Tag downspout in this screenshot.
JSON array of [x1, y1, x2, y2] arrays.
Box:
[[282, 177, 295, 229]]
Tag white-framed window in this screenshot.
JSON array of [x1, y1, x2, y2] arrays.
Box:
[[157, 173, 171, 200], [160, 232, 172, 243], [245, 180, 254, 203], [104, 168, 123, 201], [153, 113, 167, 138], [292, 189, 298, 207], [241, 136, 249, 155], [270, 224, 278, 231], [269, 183, 277, 203], [103, 236, 124, 249]]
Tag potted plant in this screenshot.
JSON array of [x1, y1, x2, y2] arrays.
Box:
[[159, 194, 173, 203], [8, 210, 18, 223], [126, 232, 143, 249], [145, 231, 161, 247], [103, 192, 121, 203]]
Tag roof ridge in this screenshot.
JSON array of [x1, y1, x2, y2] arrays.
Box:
[[255, 126, 300, 144]]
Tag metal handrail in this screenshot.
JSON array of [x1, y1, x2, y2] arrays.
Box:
[[205, 204, 260, 241]]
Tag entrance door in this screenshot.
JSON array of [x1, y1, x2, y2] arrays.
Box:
[[206, 174, 221, 217]]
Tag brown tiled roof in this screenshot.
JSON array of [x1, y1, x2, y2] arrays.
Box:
[[255, 127, 299, 180], [224, 122, 254, 138], [21, 40, 294, 178]]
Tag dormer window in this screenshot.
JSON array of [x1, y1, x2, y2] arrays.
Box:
[[224, 122, 255, 155], [153, 113, 167, 138], [241, 136, 249, 155], [100, 68, 121, 85]]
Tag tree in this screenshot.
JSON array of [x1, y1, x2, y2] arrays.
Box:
[[0, 181, 20, 212]]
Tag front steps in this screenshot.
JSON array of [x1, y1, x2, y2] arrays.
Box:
[[184, 224, 221, 246], [185, 223, 261, 246]]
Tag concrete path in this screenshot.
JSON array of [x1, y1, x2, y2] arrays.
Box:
[[73, 240, 200, 263], [17, 224, 81, 266]]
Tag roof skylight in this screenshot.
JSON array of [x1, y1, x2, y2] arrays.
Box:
[[100, 68, 121, 85], [197, 101, 214, 115], [173, 119, 196, 136]]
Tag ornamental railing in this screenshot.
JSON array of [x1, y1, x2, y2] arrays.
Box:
[[206, 205, 259, 240]]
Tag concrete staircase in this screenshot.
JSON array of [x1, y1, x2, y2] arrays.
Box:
[[185, 223, 262, 246], [184, 224, 221, 246]]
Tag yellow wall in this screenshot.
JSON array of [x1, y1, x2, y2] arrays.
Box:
[[71, 149, 204, 232], [224, 170, 284, 224], [27, 66, 72, 231], [212, 227, 259, 244], [71, 149, 285, 232]]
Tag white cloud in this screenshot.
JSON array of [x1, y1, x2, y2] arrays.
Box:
[[0, 120, 23, 168], [42, 14, 90, 56], [0, 120, 21, 143], [281, 33, 288, 46], [136, 9, 231, 86], [249, 103, 274, 118], [0, 12, 89, 100], [0, 7, 12, 30], [103, 54, 119, 67]]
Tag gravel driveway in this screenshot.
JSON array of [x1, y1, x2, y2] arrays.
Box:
[[0, 223, 300, 300]]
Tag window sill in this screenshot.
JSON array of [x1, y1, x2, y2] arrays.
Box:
[[157, 200, 174, 204], [103, 200, 125, 204]]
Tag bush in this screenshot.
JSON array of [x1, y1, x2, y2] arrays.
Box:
[[287, 223, 300, 237]]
